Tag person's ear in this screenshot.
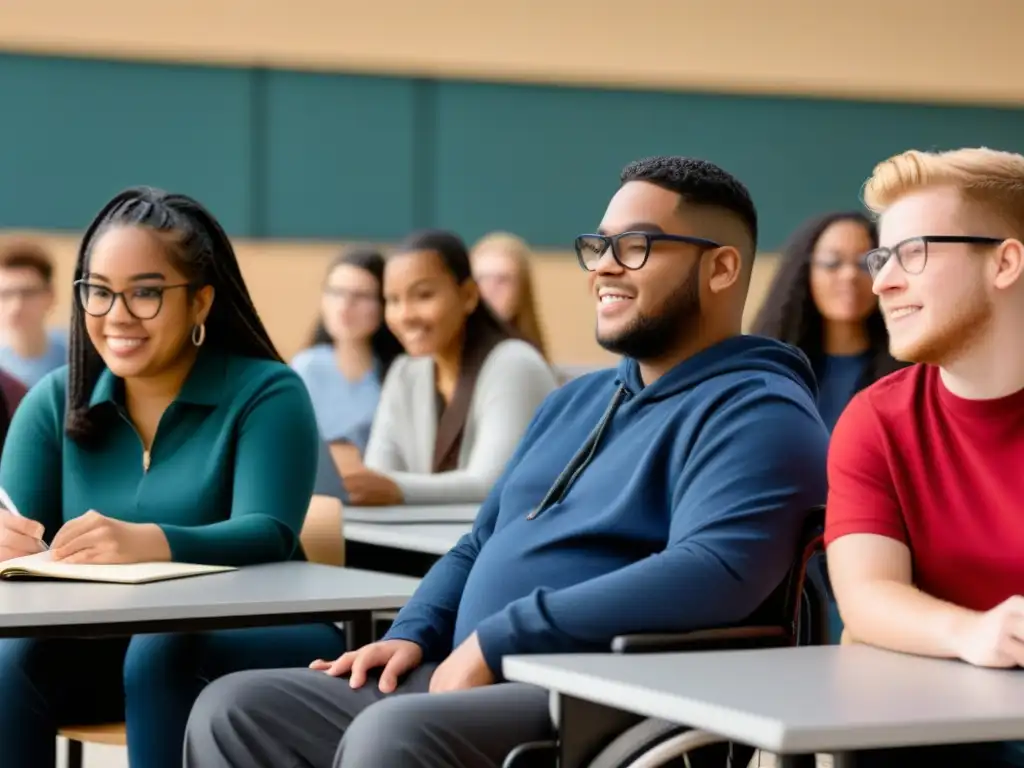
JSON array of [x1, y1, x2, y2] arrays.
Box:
[[461, 279, 480, 316], [705, 247, 743, 295], [192, 285, 215, 326], [992, 239, 1024, 292]]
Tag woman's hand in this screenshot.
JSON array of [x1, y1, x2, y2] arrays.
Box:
[[342, 469, 404, 506], [51, 511, 171, 564]]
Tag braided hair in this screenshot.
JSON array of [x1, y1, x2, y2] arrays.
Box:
[[66, 186, 281, 443]]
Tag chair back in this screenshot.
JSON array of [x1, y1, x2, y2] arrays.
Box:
[[299, 494, 345, 566], [745, 505, 825, 645]]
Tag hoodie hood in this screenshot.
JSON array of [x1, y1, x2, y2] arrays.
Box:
[[615, 334, 818, 403]]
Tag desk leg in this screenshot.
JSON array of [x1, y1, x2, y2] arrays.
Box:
[[557, 694, 643, 768], [345, 615, 373, 650]]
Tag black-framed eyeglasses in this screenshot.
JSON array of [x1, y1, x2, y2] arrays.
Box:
[[574, 231, 722, 272], [74, 280, 193, 320], [864, 236, 1005, 280]]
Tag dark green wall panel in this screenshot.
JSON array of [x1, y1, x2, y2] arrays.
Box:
[[432, 81, 1024, 250], [261, 70, 421, 239], [3, 53, 1024, 250], [0, 54, 255, 234]]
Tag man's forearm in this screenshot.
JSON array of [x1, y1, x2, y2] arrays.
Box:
[[843, 580, 979, 659]]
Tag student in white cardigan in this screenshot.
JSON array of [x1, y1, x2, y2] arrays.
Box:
[[340, 230, 558, 506]]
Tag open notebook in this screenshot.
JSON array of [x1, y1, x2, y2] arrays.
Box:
[[0, 551, 236, 584]]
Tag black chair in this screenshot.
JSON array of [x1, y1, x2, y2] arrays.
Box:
[[503, 505, 827, 768]]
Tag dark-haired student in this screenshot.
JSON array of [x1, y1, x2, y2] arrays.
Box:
[[0, 369, 26, 451], [292, 248, 403, 470], [184, 156, 829, 768], [752, 211, 906, 641], [340, 229, 558, 506], [0, 240, 68, 387], [0, 187, 346, 768], [753, 211, 905, 432]]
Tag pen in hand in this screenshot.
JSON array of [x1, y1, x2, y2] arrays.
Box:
[[0, 486, 49, 552]]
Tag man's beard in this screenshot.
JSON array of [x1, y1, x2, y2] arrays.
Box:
[[596, 262, 701, 361], [890, 287, 992, 367]]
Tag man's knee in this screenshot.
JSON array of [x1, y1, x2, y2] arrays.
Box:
[[340, 694, 436, 765], [187, 670, 275, 742]]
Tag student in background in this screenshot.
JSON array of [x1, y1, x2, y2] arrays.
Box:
[[827, 147, 1024, 767], [340, 229, 557, 506], [753, 211, 906, 644], [0, 187, 346, 768], [184, 155, 829, 768], [0, 241, 68, 387], [753, 211, 905, 432], [291, 248, 403, 470], [470, 231, 548, 358]]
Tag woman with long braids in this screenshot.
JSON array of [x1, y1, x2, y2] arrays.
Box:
[[0, 187, 347, 767]]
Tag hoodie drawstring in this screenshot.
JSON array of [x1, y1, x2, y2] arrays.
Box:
[[526, 385, 628, 520]]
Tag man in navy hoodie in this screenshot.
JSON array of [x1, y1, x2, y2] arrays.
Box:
[[185, 157, 831, 768]]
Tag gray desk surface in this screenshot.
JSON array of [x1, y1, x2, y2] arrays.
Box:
[[0, 561, 419, 634], [345, 522, 470, 555], [344, 504, 479, 524], [504, 645, 1024, 754]]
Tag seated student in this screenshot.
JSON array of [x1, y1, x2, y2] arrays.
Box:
[[753, 211, 905, 642], [291, 248, 403, 470], [470, 231, 549, 359], [826, 147, 1024, 767], [0, 241, 68, 387], [0, 187, 347, 768], [183, 156, 831, 768], [340, 229, 558, 506]]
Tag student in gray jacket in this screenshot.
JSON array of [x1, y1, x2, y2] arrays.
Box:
[[340, 230, 558, 506]]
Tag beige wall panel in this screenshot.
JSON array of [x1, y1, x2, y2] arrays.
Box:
[[0, 0, 1022, 106], [0, 231, 780, 367]]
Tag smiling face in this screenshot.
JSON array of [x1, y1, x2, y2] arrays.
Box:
[[589, 181, 707, 360], [383, 249, 477, 358], [808, 219, 877, 325], [81, 225, 214, 379], [873, 186, 995, 365]]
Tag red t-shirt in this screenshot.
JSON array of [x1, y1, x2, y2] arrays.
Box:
[[825, 363, 1024, 612]]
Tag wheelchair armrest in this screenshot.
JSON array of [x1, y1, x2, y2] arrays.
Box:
[[610, 625, 790, 654], [502, 739, 558, 768]]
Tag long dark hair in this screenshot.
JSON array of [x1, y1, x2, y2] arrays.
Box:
[[307, 248, 403, 377], [752, 211, 904, 388], [66, 186, 281, 443], [392, 229, 513, 472]]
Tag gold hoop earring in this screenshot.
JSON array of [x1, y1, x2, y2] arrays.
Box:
[[191, 323, 206, 347]]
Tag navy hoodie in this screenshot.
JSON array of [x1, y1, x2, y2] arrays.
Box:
[[383, 335, 830, 676]]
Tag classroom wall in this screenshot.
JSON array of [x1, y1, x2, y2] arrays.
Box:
[[1, 0, 1022, 106], [3, 1, 1022, 364]]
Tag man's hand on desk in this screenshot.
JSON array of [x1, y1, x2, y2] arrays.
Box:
[[342, 468, 404, 506], [310, 639, 423, 693], [429, 632, 495, 693], [50, 510, 171, 564], [951, 595, 1024, 668]]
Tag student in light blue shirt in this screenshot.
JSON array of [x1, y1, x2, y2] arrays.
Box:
[[292, 249, 403, 458], [0, 242, 68, 387], [752, 210, 906, 644]]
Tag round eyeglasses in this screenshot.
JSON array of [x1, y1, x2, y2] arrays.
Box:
[[574, 231, 722, 272], [864, 236, 1004, 280], [74, 280, 193, 320]]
